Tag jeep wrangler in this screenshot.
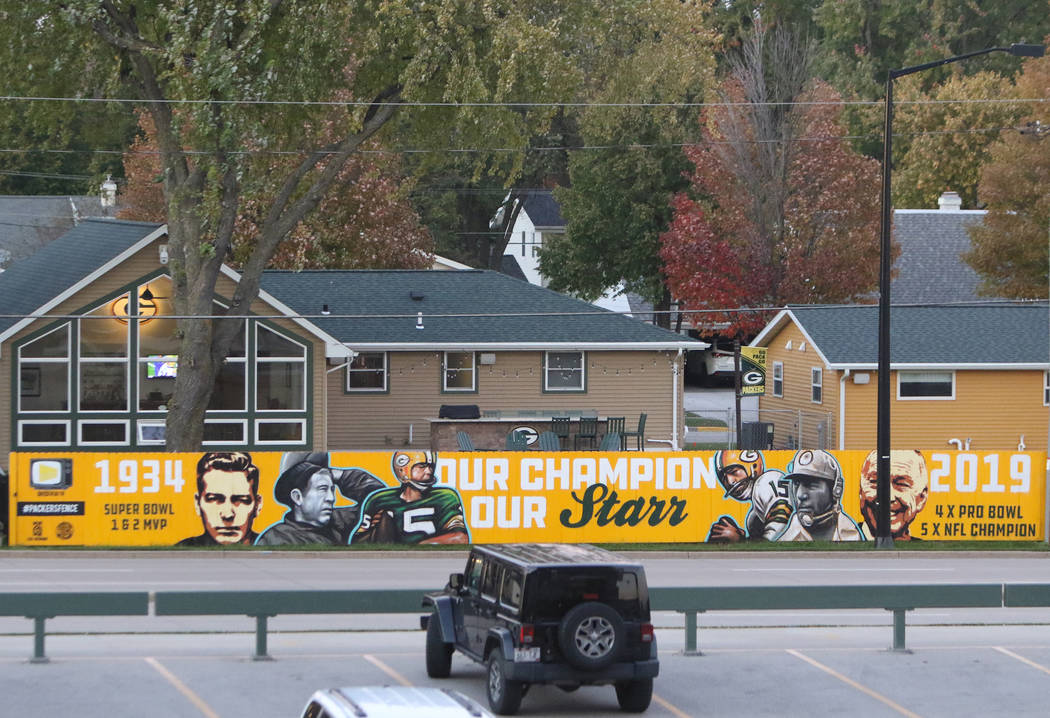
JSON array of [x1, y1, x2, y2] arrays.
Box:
[[421, 543, 658, 715]]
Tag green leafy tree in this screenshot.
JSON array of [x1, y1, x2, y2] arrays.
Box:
[[965, 52, 1050, 299], [891, 70, 1026, 209], [0, 1, 576, 450], [535, 0, 717, 326]]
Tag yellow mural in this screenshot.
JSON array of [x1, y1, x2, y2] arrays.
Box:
[[6, 449, 1046, 546]]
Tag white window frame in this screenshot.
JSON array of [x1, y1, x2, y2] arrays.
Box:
[[897, 370, 955, 400], [78, 420, 130, 446], [1044, 370, 1049, 406], [443, 351, 477, 392], [255, 324, 308, 412], [254, 418, 307, 445], [136, 420, 167, 445], [346, 351, 388, 392], [18, 420, 71, 446], [772, 361, 784, 398], [544, 351, 585, 392], [18, 324, 71, 414], [203, 419, 249, 446], [78, 299, 130, 413], [811, 367, 823, 404]]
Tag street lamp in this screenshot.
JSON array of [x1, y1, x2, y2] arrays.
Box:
[[875, 43, 1046, 549]]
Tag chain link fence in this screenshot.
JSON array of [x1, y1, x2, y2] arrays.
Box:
[[686, 407, 835, 450]]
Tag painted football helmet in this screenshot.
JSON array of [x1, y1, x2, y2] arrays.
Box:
[[714, 449, 764, 501], [391, 450, 437, 490]]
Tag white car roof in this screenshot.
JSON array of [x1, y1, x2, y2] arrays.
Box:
[[303, 686, 493, 718]]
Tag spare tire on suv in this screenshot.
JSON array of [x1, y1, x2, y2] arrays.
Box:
[[558, 601, 624, 670]]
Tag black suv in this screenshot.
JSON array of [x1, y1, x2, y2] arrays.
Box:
[[421, 543, 659, 715]]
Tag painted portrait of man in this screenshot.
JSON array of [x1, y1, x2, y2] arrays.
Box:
[[176, 451, 262, 546], [859, 449, 930, 541]]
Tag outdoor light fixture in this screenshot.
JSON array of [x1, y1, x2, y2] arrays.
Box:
[[875, 42, 1045, 549]]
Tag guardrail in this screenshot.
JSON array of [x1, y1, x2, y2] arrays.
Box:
[[3, 584, 1047, 661], [0, 592, 149, 663], [649, 584, 1005, 654]]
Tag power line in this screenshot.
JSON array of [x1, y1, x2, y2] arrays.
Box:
[[0, 94, 1044, 109]]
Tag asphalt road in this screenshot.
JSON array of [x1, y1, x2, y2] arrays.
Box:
[[2, 551, 1050, 718]]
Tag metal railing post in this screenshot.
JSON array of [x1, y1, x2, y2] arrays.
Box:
[[253, 614, 273, 661], [683, 610, 701, 655], [890, 608, 912, 652], [31, 616, 49, 663]]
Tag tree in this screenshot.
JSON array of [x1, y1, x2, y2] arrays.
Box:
[[119, 112, 433, 270], [660, 27, 882, 338], [1, 1, 577, 450], [891, 71, 1029, 210], [533, 0, 717, 326], [965, 52, 1050, 299]]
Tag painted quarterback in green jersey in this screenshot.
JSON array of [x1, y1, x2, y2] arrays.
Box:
[[351, 450, 469, 545]]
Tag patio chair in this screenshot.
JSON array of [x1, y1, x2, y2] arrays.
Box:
[[574, 416, 598, 450], [550, 416, 572, 442], [456, 431, 477, 451], [604, 416, 626, 449], [598, 432, 621, 451], [537, 431, 561, 451], [506, 430, 529, 451], [621, 413, 647, 451]]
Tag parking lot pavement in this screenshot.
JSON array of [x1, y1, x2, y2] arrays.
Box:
[[3, 624, 1050, 718]]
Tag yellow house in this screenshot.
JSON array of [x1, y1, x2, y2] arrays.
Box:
[[750, 304, 1050, 451]]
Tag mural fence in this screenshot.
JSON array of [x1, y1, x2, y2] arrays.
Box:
[[8, 448, 1045, 547]]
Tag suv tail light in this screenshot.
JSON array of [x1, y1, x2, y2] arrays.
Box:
[[640, 623, 654, 643], [519, 624, 535, 644]]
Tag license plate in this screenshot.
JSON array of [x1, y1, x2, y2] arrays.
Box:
[[513, 647, 540, 662]]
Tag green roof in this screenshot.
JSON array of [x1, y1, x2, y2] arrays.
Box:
[[259, 269, 698, 347]]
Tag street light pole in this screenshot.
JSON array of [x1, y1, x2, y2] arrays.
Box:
[[875, 43, 1045, 549]]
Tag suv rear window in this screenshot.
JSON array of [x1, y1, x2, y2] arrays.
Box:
[[524, 568, 646, 620]]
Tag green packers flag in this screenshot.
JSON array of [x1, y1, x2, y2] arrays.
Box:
[[740, 347, 766, 395]]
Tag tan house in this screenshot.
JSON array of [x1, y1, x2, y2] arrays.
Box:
[[750, 304, 1050, 451], [0, 219, 702, 471]]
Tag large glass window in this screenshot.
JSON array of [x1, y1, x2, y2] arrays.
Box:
[[80, 300, 128, 412], [18, 324, 70, 413], [898, 370, 954, 399], [444, 351, 476, 392], [347, 352, 387, 391], [811, 367, 822, 404], [256, 325, 307, 410], [545, 351, 585, 391]]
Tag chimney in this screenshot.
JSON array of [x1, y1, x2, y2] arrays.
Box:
[[937, 190, 962, 211], [100, 175, 118, 208]]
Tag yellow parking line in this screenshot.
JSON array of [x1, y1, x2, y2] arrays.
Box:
[[144, 656, 221, 718], [995, 647, 1050, 675], [653, 692, 693, 718], [363, 653, 413, 686], [786, 649, 922, 718]]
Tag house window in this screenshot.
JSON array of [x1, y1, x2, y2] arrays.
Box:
[[545, 351, 585, 391], [772, 361, 784, 397], [347, 352, 387, 391], [79, 300, 129, 412], [255, 325, 307, 410], [256, 419, 306, 444], [18, 420, 70, 446], [18, 324, 70, 413], [898, 370, 954, 399], [78, 420, 129, 446], [811, 367, 822, 404], [444, 351, 476, 392], [1045, 371, 1049, 406]]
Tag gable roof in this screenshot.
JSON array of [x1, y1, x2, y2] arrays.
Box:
[[892, 209, 987, 303], [752, 302, 1048, 369], [258, 269, 702, 350], [521, 190, 564, 228], [0, 218, 164, 341]]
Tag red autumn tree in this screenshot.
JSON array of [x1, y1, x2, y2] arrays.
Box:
[[661, 79, 883, 337], [118, 111, 433, 270]]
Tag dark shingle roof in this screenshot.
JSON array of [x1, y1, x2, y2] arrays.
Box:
[[892, 210, 987, 303], [500, 254, 528, 281], [781, 303, 1048, 366], [521, 190, 564, 228], [0, 195, 120, 267], [0, 218, 162, 335], [259, 269, 697, 346]]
